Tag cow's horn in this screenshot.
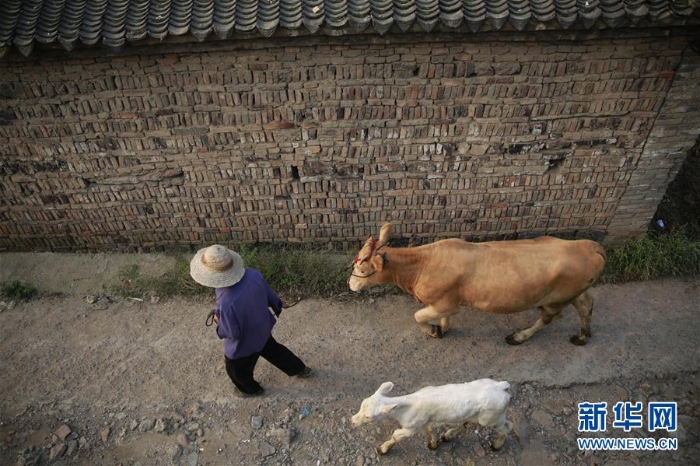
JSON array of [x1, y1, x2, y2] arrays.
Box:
[[376, 223, 392, 250]]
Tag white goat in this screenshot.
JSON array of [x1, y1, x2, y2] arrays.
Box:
[[351, 379, 513, 455]]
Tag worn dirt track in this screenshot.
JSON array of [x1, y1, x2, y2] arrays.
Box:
[[0, 252, 699, 465]]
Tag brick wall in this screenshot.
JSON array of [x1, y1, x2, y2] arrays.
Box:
[[0, 36, 697, 251], [607, 45, 700, 241]]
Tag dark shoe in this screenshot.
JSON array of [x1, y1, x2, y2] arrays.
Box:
[[233, 386, 264, 398], [295, 366, 313, 378]]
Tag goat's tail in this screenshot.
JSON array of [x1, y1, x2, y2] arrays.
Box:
[[497, 381, 510, 391]]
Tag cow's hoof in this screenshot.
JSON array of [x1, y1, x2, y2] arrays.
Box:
[[505, 334, 523, 345], [570, 334, 588, 346], [440, 435, 453, 443], [430, 325, 444, 339], [490, 443, 503, 452], [376, 447, 388, 456], [427, 441, 439, 450]]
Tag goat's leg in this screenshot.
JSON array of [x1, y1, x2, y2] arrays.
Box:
[[490, 420, 513, 451], [378, 427, 418, 455], [427, 426, 440, 450], [570, 291, 594, 346], [505, 305, 564, 345], [441, 423, 468, 443]]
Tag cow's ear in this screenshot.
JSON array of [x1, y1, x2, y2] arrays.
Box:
[[371, 253, 385, 271], [376, 382, 394, 395]]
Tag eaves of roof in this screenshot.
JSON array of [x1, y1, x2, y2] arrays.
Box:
[[1, 0, 699, 59]]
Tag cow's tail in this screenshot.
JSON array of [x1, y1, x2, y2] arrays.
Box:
[[593, 241, 607, 261]]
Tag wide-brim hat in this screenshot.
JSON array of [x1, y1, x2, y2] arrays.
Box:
[[190, 244, 246, 288]]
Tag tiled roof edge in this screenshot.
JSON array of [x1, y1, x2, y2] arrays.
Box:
[[1, 0, 699, 58]]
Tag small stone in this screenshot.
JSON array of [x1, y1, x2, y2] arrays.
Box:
[[100, 427, 110, 443], [115, 412, 127, 421], [138, 419, 155, 432], [473, 442, 486, 457], [251, 416, 263, 429], [78, 436, 89, 450], [271, 427, 294, 446], [66, 439, 78, 456], [49, 443, 67, 461], [186, 422, 200, 432], [129, 419, 139, 430], [186, 451, 199, 466], [150, 295, 160, 303], [355, 456, 364, 466], [177, 433, 190, 448], [154, 418, 167, 433], [85, 295, 98, 304], [259, 440, 275, 457], [55, 424, 71, 441]]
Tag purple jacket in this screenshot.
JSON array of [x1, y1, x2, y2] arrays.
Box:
[[214, 268, 283, 359]]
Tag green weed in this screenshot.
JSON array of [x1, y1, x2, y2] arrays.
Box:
[[111, 256, 210, 299], [601, 231, 700, 284], [111, 246, 355, 300], [0, 281, 37, 301]]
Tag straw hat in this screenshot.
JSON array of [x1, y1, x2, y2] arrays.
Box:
[[190, 244, 246, 288]]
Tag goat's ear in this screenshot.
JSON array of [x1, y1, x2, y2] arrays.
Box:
[[378, 223, 392, 245], [376, 382, 394, 395], [381, 403, 398, 414], [371, 253, 385, 272]]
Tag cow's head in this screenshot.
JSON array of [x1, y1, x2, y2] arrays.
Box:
[[348, 223, 392, 292]]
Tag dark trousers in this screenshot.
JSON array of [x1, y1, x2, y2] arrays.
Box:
[[224, 335, 305, 394]]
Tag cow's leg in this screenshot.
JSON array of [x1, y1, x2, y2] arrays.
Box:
[[490, 420, 513, 451], [439, 316, 451, 334], [505, 305, 564, 345], [378, 427, 418, 455], [414, 303, 456, 338], [570, 291, 594, 346]]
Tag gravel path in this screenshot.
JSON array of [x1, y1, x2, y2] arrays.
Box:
[[1, 272, 699, 465]]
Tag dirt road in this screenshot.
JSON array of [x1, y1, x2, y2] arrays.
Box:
[[0, 252, 699, 465]]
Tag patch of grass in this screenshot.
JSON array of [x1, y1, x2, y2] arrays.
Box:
[[111, 246, 357, 300], [0, 281, 37, 301], [109, 230, 700, 300], [601, 230, 700, 284], [237, 243, 352, 299], [112, 256, 211, 299]]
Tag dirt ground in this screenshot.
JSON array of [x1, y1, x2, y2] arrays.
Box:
[[1, 252, 699, 466]]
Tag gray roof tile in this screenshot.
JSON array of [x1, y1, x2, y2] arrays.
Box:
[[0, 0, 698, 57]]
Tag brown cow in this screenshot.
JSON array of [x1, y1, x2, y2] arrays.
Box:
[[348, 223, 606, 345]]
